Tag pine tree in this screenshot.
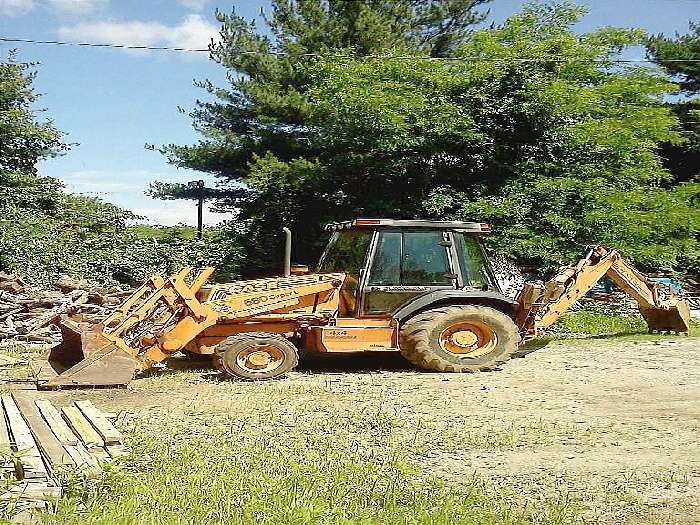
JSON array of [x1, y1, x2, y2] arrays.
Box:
[[151, 0, 492, 274], [647, 22, 700, 184]]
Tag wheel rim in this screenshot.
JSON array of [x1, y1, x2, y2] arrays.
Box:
[[234, 343, 286, 374], [439, 320, 498, 358]]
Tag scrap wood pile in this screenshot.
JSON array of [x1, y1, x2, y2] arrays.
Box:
[[1, 394, 127, 515], [576, 276, 700, 318], [575, 292, 642, 316], [0, 273, 131, 345]]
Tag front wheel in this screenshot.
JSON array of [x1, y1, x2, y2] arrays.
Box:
[[399, 305, 519, 373], [213, 332, 299, 380]]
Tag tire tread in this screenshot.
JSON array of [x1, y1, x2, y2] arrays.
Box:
[[399, 305, 519, 373]]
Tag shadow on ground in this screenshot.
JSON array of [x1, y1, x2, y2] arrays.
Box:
[[512, 338, 554, 358], [299, 351, 416, 373], [154, 339, 561, 378]]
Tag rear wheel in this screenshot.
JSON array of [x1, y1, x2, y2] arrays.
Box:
[[213, 332, 299, 380], [399, 305, 519, 373]]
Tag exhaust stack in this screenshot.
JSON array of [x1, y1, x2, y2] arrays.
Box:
[[282, 227, 292, 277]]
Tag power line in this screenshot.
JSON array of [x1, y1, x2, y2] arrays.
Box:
[[2, 36, 700, 63], [0, 37, 210, 53]]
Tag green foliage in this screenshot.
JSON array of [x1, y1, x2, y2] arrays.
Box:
[[548, 310, 700, 338], [0, 174, 241, 286], [550, 310, 647, 336], [159, 2, 698, 275], [0, 57, 68, 175], [155, 0, 492, 274], [648, 21, 700, 92], [647, 23, 700, 186], [0, 56, 241, 287]]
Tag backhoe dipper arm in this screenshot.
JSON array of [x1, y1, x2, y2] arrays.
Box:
[[516, 245, 690, 338]]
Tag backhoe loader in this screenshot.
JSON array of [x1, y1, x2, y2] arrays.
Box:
[[31, 219, 691, 389]]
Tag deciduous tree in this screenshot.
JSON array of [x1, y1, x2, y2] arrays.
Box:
[[647, 22, 700, 185]]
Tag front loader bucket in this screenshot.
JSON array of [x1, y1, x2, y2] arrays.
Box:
[[31, 317, 139, 389], [641, 299, 691, 334]]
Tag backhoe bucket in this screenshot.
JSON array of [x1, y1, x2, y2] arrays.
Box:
[[31, 317, 139, 389], [641, 300, 691, 333]]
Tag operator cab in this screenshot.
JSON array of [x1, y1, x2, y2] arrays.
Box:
[[318, 218, 501, 317]]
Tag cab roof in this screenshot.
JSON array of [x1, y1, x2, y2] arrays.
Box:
[[324, 218, 491, 233]]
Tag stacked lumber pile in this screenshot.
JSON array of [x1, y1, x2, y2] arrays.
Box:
[[576, 277, 700, 318], [0, 273, 130, 344], [1, 395, 127, 514]]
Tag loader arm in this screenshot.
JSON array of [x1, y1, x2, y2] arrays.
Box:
[[516, 245, 690, 339]]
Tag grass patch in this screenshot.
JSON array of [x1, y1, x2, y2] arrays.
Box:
[[551, 311, 646, 335], [39, 412, 581, 525], [546, 310, 700, 338]]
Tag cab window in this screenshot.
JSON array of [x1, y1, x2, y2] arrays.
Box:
[[367, 232, 401, 285], [318, 230, 372, 274], [455, 233, 489, 288], [367, 230, 451, 286], [402, 231, 452, 285]]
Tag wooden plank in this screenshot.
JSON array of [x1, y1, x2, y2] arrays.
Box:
[[63, 445, 101, 478], [35, 400, 78, 446], [89, 447, 111, 462], [0, 402, 11, 449], [61, 406, 103, 448], [12, 394, 75, 471], [106, 444, 129, 458], [0, 481, 61, 517], [0, 403, 16, 474], [1, 481, 62, 500], [74, 400, 123, 445], [0, 396, 47, 480]]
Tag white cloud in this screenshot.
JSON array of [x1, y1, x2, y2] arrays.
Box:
[[0, 0, 34, 16], [0, 0, 108, 16], [177, 0, 208, 11], [57, 14, 219, 51], [61, 169, 147, 193], [47, 0, 107, 14]]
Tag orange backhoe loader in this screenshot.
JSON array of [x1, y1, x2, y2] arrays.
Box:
[[31, 219, 690, 389]]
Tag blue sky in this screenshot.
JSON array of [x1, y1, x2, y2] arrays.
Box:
[[1, 0, 698, 226]]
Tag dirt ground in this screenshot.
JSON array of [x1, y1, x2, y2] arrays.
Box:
[[5, 334, 700, 524]]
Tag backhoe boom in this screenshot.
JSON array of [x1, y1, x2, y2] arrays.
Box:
[[516, 246, 690, 338]]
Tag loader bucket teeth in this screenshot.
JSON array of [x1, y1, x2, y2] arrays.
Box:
[[641, 301, 691, 334], [31, 317, 138, 389]]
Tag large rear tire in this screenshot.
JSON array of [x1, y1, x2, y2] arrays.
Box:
[[213, 332, 299, 380], [399, 305, 519, 373]]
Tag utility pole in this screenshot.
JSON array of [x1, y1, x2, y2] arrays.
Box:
[[188, 179, 206, 239]]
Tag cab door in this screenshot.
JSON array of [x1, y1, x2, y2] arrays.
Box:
[[360, 229, 458, 316]]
